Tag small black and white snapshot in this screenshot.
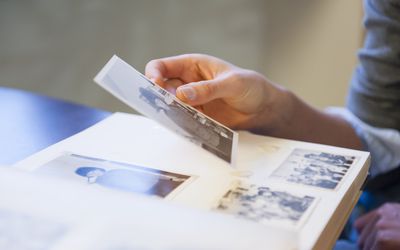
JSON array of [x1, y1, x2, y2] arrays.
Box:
[[34, 153, 193, 198], [138, 84, 235, 163], [94, 55, 238, 164], [272, 149, 357, 189], [216, 183, 315, 227]]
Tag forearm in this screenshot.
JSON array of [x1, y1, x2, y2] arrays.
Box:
[[255, 89, 364, 150]]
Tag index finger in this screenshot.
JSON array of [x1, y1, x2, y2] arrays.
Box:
[[145, 55, 187, 82], [145, 54, 210, 85], [355, 209, 378, 232]]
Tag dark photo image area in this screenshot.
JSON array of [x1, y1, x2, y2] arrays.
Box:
[[139, 84, 234, 163], [272, 149, 357, 189], [216, 184, 315, 226], [34, 153, 193, 198]]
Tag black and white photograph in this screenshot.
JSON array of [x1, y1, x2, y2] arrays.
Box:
[[34, 153, 193, 198], [94, 56, 237, 164], [272, 149, 357, 189], [216, 183, 315, 227]]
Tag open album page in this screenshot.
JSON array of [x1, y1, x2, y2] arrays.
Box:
[[13, 113, 370, 249], [0, 168, 296, 250]]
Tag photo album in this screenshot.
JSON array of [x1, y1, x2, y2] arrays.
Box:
[[5, 55, 370, 250]]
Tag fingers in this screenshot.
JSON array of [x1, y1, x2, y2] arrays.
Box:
[[175, 72, 248, 106], [363, 227, 378, 250], [371, 229, 400, 250], [146, 54, 218, 85], [164, 78, 184, 95], [146, 54, 225, 106], [145, 56, 184, 85], [145, 54, 268, 117], [369, 229, 400, 250], [355, 209, 378, 232], [356, 203, 400, 250], [176, 79, 221, 106], [145, 54, 248, 107], [146, 54, 218, 105], [358, 213, 379, 249]]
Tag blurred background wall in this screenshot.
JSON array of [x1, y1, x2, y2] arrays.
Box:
[[0, 0, 363, 113]]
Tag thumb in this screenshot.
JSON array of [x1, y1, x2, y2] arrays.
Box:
[[176, 78, 224, 106]]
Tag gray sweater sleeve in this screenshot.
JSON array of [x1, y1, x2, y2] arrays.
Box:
[[347, 0, 400, 131]]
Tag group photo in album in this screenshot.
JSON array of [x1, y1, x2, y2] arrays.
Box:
[[33, 153, 194, 198], [216, 183, 316, 228], [272, 149, 357, 190]]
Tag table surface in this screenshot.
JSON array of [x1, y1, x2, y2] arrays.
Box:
[[0, 87, 111, 165]]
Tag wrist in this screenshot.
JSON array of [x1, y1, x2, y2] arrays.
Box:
[[248, 82, 295, 136]]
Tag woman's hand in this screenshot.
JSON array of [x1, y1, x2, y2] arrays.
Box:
[[146, 53, 363, 149], [355, 203, 400, 250], [145, 53, 288, 132]]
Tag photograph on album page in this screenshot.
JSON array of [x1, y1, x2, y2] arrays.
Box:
[[215, 182, 316, 228], [94, 55, 238, 165], [271, 148, 358, 190], [32, 153, 195, 199]]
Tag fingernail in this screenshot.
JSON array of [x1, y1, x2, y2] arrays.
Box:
[[149, 78, 159, 84], [179, 86, 196, 101]]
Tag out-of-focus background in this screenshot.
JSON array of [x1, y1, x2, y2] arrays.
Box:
[[0, 0, 363, 113]]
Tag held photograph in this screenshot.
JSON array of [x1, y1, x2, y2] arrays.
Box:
[[33, 153, 193, 199], [216, 183, 315, 227], [94, 56, 238, 165], [272, 149, 357, 190]]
